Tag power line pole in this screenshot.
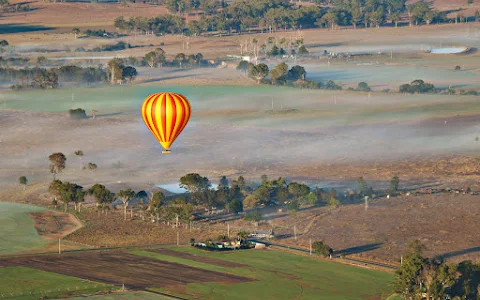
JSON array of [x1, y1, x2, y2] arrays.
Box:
[[177, 230, 180, 246], [227, 223, 230, 238], [294, 225, 297, 241], [309, 239, 312, 256], [175, 214, 179, 228], [58, 238, 61, 254]]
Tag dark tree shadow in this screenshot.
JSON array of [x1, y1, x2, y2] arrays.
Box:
[[335, 243, 383, 255], [140, 74, 196, 84], [439, 247, 480, 259], [0, 23, 54, 34]]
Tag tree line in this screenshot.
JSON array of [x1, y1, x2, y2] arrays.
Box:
[[113, 0, 478, 37], [395, 240, 480, 299], [3, 59, 138, 90]]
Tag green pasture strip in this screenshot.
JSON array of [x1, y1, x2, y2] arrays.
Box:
[[0, 266, 117, 300], [134, 247, 394, 300], [65, 291, 173, 299], [0, 202, 47, 255]]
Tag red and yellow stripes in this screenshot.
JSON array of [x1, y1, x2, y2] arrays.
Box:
[[141, 92, 191, 151]]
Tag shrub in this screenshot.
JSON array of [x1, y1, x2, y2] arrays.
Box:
[[244, 210, 261, 222], [68, 108, 87, 119], [312, 241, 333, 257], [454, 65, 461, 71], [0, 40, 9, 47], [356, 82, 371, 92]]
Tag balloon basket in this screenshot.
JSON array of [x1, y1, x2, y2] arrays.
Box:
[[162, 149, 171, 154]]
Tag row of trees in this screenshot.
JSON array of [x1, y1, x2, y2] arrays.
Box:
[[395, 240, 480, 299], [3, 66, 108, 90], [4, 59, 138, 89], [237, 61, 342, 91], [113, 0, 475, 37]]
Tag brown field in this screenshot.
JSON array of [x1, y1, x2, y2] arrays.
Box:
[[147, 248, 247, 268], [65, 210, 227, 247], [1, 251, 252, 288], [260, 193, 480, 264]]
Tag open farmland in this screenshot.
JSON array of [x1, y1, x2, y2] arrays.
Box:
[[132, 247, 395, 300], [0, 266, 117, 300], [0, 202, 47, 254], [263, 193, 480, 264], [2, 251, 253, 289]]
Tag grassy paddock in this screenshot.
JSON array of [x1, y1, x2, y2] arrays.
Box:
[[132, 247, 394, 300], [0, 202, 47, 254], [0, 266, 117, 300]]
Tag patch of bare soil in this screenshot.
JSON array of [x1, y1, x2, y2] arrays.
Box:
[[1, 251, 253, 289], [28, 210, 82, 240], [147, 248, 247, 268]]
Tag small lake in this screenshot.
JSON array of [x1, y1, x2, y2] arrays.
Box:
[[430, 47, 467, 54], [157, 183, 218, 194]]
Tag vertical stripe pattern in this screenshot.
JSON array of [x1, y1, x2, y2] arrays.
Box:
[[141, 92, 191, 151]]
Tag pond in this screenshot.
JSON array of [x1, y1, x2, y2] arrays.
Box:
[[157, 183, 218, 194], [429, 47, 467, 54]]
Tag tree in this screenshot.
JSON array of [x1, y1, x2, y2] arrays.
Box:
[[87, 162, 97, 170], [356, 177, 368, 196], [18, 176, 27, 190], [49, 153, 66, 180], [287, 65, 306, 81], [287, 199, 300, 212], [328, 188, 340, 207], [72, 28, 80, 39], [297, 45, 309, 56], [88, 184, 115, 215], [32, 70, 58, 89], [390, 13, 401, 28], [269, 62, 289, 85], [60, 182, 85, 212], [321, 10, 338, 30], [49, 180, 63, 205], [0, 39, 8, 46], [218, 176, 229, 189], [288, 182, 310, 199], [149, 191, 165, 223], [175, 53, 187, 68], [390, 176, 400, 194], [180, 173, 211, 205], [248, 63, 269, 84], [312, 241, 333, 258], [227, 198, 243, 214], [236, 60, 250, 73], [356, 82, 371, 92], [145, 51, 166, 68], [122, 66, 137, 82], [118, 188, 136, 220], [243, 194, 260, 209], [394, 240, 427, 298], [244, 210, 261, 222], [107, 58, 124, 84]]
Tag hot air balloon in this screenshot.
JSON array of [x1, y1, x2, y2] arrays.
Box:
[[141, 92, 191, 154]]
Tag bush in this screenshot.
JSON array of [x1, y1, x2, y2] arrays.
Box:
[[0, 40, 9, 47], [356, 82, 371, 92], [454, 65, 461, 71], [399, 80, 435, 94], [68, 108, 87, 119], [312, 241, 333, 257], [244, 210, 261, 222]]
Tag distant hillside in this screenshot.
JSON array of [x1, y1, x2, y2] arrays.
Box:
[[408, 0, 480, 16]]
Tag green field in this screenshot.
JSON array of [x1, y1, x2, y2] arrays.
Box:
[[66, 291, 172, 299], [130, 247, 395, 300], [0, 266, 117, 300], [0, 202, 48, 255]]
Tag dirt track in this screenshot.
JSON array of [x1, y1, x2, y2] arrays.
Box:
[[29, 210, 83, 240], [148, 248, 247, 268], [1, 251, 253, 289]]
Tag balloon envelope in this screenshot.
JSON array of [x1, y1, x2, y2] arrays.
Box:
[[141, 92, 191, 152]]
